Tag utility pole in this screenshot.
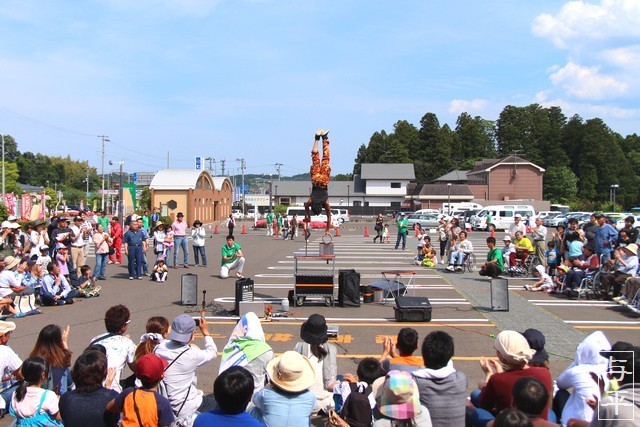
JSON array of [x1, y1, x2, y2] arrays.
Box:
[[85, 167, 90, 203], [220, 159, 225, 176], [205, 157, 215, 175], [275, 163, 282, 181], [1, 134, 4, 202], [236, 158, 246, 216], [98, 135, 109, 211]]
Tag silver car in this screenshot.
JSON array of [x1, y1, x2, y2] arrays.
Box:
[[406, 214, 439, 229]]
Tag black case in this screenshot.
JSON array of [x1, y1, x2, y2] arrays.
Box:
[[338, 269, 361, 307], [394, 296, 432, 322]]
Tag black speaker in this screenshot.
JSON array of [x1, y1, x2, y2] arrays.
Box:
[[181, 274, 198, 305], [235, 278, 254, 315], [338, 269, 361, 307], [490, 278, 509, 311], [394, 296, 432, 322]]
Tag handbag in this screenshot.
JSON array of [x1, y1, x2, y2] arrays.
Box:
[[324, 409, 349, 427], [14, 294, 38, 316], [108, 246, 115, 255]]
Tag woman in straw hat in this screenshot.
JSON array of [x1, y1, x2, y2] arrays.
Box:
[[469, 330, 554, 426], [293, 314, 337, 413], [250, 351, 316, 426], [372, 370, 432, 427]]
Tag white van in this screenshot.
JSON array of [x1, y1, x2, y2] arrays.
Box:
[[286, 207, 340, 226], [471, 205, 536, 231], [441, 202, 483, 214]]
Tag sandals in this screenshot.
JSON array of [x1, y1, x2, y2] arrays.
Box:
[[236, 272, 244, 278]]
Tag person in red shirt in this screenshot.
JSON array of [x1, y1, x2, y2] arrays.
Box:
[[108, 217, 123, 265], [470, 330, 553, 426]]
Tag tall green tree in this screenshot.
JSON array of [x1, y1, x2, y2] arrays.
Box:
[[544, 166, 578, 202]]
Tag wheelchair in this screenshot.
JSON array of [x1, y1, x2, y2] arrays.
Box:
[[508, 252, 542, 277]]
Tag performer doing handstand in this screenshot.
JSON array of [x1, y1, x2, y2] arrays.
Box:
[[304, 129, 332, 233]]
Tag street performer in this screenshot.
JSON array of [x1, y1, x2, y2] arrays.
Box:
[[304, 129, 332, 234]]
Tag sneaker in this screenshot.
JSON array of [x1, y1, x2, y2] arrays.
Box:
[[455, 266, 463, 272], [619, 299, 629, 306], [441, 259, 446, 265], [613, 296, 623, 302], [523, 285, 531, 290], [321, 129, 330, 138], [129, 277, 134, 280], [446, 265, 455, 272], [194, 264, 199, 268], [137, 277, 143, 280], [174, 266, 178, 269], [184, 265, 189, 269], [315, 129, 323, 137]]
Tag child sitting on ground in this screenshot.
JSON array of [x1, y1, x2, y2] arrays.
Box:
[[9, 357, 62, 425], [330, 357, 384, 414], [553, 264, 568, 291], [73, 265, 101, 298], [382, 224, 390, 243], [525, 265, 555, 293], [153, 257, 169, 282]]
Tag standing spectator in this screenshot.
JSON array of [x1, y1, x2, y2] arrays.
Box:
[[227, 214, 236, 238], [106, 354, 175, 427], [8, 357, 62, 425], [595, 214, 618, 265], [275, 213, 283, 237], [153, 314, 218, 419], [0, 321, 23, 412], [293, 314, 337, 412], [141, 210, 150, 234], [96, 211, 110, 234], [41, 262, 78, 306], [371, 370, 432, 427], [531, 217, 547, 266], [219, 235, 245, 279], [135, 217, 150, 276], [150, 209, 160, 228], [373, 213, 384, 243], [394, 212, 408, 251], [480, 237, 504, 278], [55, 244, 70, 280], [80, 211, 93, 261], [28, 220, 49, 258], [108, 217, 122, 265], [163, 224, 174, 266], [172, 212, 189, 269], [290, 214, 298, 240], [219, 312, 273, 395], [123, 220, 147, 280], [195, 366, 266, 427], [152, 222, 166, 259], [379, 328, 423, 373], [92, 223, 111, 281], [90, 305, 136, 393], [191, 220, 207, 267], [250, 351, 316, 426], [509, 214, 527, 239], [582, 214, 598, 249], [29, 324, 73, 395], [412, 331, 467, 427], [59, 350, 119, 427], [265, 210, 274, 237], [50, 216, 72, 250], [437, 216, 449, 263], [70, 216, 88, 276], [486, 211, 494, 231]]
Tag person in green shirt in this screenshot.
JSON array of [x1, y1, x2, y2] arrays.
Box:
[[266, 211, 275, 237], [480, 236, 504, 278], [394, 213, 409, 250], [97, 211, 110, 233], [141, 210, 150, 233], [276, 213, 283, 237], [486, 211, 493, 231], [219, 235, 245, 279]]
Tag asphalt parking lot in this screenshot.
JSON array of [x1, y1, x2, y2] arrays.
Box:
[[4, 221, 638, 425]]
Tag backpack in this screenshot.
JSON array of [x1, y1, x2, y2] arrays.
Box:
[[340, 383, 373, 427]]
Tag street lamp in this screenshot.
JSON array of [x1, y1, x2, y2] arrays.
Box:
[[275, 185, 278, 205], [110, 160, 125, 224], [447, 183, 452, 215], [611, 184, 619, 212], [268, 181, 273, 212], [347, 184, 350, 207]]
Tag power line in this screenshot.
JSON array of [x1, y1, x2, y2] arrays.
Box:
[[0, 105, 98, 137]]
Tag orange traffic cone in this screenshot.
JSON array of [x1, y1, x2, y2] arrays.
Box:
[[214, 225, 219, 234], [490, 227, 495, 239], [241, 224, 247, 234], [363, 226, 370, 237], [334, 227, 341, 237]]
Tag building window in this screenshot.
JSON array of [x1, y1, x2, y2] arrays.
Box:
[[354, 201, 362, 207], [390, 202, 401, 208], [391, 182, 401, 188]]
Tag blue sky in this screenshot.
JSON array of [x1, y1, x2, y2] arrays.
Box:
[[0, 0, 639, 177]]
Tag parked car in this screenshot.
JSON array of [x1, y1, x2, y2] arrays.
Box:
[[406, 214, 439, 229], [232, 209, 245, 220], [334, 209, 350, 223], [544, 214, 570, 227], [616, 215, 640, 230], [537, 211, 561, 219]]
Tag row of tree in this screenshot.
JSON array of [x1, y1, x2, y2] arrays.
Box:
[[353, 104, 640, 209]]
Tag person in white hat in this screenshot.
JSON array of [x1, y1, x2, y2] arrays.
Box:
[[250, 351, 316, 426], [501, 235, 516, 260], [508, 214, 527, 239], [0, 320, 22, 414], [0, 221, 21, 257], [600, 243, 639, 299]]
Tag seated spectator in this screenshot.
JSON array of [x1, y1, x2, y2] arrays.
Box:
[[0, 255, 33, 297], [508, 377, 556, 426], [41, 262, 78, 306], [521, 329, 549, 369], [502, 235, 516, 262], [470, 331, 553, 427], [219, 312, 274, 395], [154, 314, 217, 419], [446, 230, 473, 272], [330, 357, 384, 414], [135, 316, 169, 360], [9, 357, 62, 425], [490, 408, 533, 427], [29, 324, 73, 395], [59, 350, 119, 427], [194, 366, 266, 427], [107, 354, 175, 427], [89, 305, 136, 393], [556, 331, 611, 425], [614, 275, 640, 305], [72, 265, 101, 298], [0, 321, 22, 415], [152, 257, 169, 282], [412, 331, 467, 427], [36, 245, 51, 270], [293, 314, 337, 412], [524, 265, 554, 293], [480, 237, 504, 278], [510, 231, 534, 268], [564, 244, 599, 291], [371, 370, 432, 426], [415, 236, 437, 267], [600, 243, 638, 299], [379, 327, 423, 373], [250, 351, 316, 426]]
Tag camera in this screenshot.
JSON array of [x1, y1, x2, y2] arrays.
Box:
[[193, 318, 200, 327]]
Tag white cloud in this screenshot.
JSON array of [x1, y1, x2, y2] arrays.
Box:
[[448, 99, 489, 115], [535, 91, 640, 120], [548, 61, 627, 100], [532, 0, 640, 49]]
